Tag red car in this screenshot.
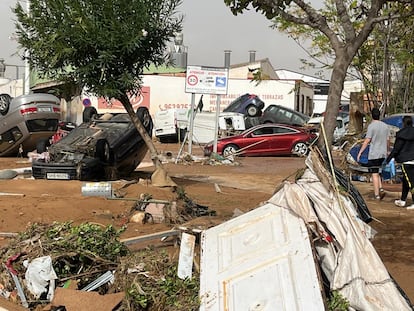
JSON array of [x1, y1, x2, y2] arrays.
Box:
[[204, 123, 318, 157]]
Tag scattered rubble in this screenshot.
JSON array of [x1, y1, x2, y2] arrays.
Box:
[[0, 222, 200, 310]]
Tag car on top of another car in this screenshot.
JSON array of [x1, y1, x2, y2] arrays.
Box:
[[260, 104, 310, 127], [222, 93, 265, 117], [204, 123, 318, 157]]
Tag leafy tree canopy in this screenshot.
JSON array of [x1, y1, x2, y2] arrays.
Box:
[[223, 0, 413, 147], [14, 0, 183, 99]]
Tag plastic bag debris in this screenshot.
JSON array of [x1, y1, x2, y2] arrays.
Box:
[[24, 256, 58, 300]]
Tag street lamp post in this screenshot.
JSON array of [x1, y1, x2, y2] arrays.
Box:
[[24, 0, 30, 94]]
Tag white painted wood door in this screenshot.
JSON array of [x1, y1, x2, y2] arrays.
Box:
[[199, 203, 325, 311]]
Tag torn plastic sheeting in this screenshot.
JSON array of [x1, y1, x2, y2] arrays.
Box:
[[334, 166, 372, 223], [268, 153, 412, 311], [24, 256, 58, 300]]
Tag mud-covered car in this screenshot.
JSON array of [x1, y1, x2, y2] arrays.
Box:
[[0, 93, 61, 156], [32, 107, 153, 180]]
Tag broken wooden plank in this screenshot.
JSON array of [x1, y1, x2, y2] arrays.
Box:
[[0, 232, 18, 237], [120, 229, 180, 246], [0, 192, 25, 197], [177, 233, 196, 280]]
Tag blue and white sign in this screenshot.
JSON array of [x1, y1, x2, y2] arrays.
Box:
[[185, 65, 229, 95]]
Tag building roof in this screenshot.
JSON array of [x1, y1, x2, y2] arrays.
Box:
[[229, 58, 278, 80], [275, 69, 329, 83]]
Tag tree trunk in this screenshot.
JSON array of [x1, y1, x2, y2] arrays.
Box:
[[320, 55, 350, 152], [118, 93, 176, 187], [348, 92, 365, 135]]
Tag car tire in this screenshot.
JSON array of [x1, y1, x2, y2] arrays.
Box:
[[95, 139, 112, 163], [223, 144, 239, 157], [246, 105, 259, 117], [136, 107, 152, 131], [82, 106, 97, 123], [292, 142, 308, 156], [244, 116, 261, 129], [36, 138, 50, 153], [179, 128, 187, 142], [0, 94, 12, 116]]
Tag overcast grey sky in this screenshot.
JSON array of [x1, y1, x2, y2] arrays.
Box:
[[0, 0, 324, 80]]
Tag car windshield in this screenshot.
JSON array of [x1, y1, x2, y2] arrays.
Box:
[[26, 119, 59, 132]]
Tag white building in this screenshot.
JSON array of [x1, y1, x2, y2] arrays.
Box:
[[276, 69, 364, 114]]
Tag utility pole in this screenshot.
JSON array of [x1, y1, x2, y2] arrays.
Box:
[[24, 0, 30, 94]]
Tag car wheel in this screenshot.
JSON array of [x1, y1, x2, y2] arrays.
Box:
[[246, 105, 259, 117], [223, 144, 239, 157], [244, 116, 261, 129], [82, 106, 98, 123], [136, 107, 152, 131], [179, 128, 187, 142], [292, 142, 308, 156], [36, 138, 50, 153], [95, 139, 112, 163], [136, 107, 151, 128], [0, 94, 12, 116]]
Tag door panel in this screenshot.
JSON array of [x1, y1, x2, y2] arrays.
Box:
[[199, 203, 325, 311]]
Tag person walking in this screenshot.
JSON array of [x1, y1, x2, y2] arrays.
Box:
[[357, 108, 390, 200], [386, 115, 414, 209]]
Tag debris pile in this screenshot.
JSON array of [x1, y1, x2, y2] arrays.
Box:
[[0, 222, 200, 310], [112, 188, 216, 226]]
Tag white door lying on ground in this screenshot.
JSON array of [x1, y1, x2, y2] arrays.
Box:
[[199, 203, 325, 311]]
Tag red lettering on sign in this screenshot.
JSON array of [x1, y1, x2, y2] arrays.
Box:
[[97, 86, 150, 110]]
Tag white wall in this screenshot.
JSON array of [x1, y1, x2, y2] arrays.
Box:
[[85, 75, 313, 117], [0, 79, 24, 97]]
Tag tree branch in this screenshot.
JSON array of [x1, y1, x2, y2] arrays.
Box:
[[334, 0, 356, 41]]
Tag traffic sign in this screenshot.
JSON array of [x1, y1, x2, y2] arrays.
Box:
[[185, 65, 229, 95]]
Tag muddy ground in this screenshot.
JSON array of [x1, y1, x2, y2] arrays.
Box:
[[0, 141, 413, 305]]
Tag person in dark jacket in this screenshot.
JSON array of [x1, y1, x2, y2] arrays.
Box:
[[386, 115, 414, 209]]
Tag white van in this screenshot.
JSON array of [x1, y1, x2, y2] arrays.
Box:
[[154, 108, 249, 144], [307, 115, 349, 143], [154, 108, 188, 142]]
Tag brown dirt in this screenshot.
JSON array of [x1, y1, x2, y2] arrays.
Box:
[[0, 141, 413, 305]]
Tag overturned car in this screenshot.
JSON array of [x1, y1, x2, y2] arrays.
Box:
[[32, 107, 153, 180]]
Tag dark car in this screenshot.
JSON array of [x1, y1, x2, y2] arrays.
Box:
[[32, 107, 153, 180], [260, 104, 310, 126], [222, 93, 265, 117], [204, 123, 317, 157]]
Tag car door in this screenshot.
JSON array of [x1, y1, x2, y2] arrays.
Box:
[[199, 202, 325, 311], [268, 125, 298, 155], [241, 127, 273, 156]]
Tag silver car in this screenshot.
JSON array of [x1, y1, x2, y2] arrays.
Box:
[[0, 93, 61, 156]]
